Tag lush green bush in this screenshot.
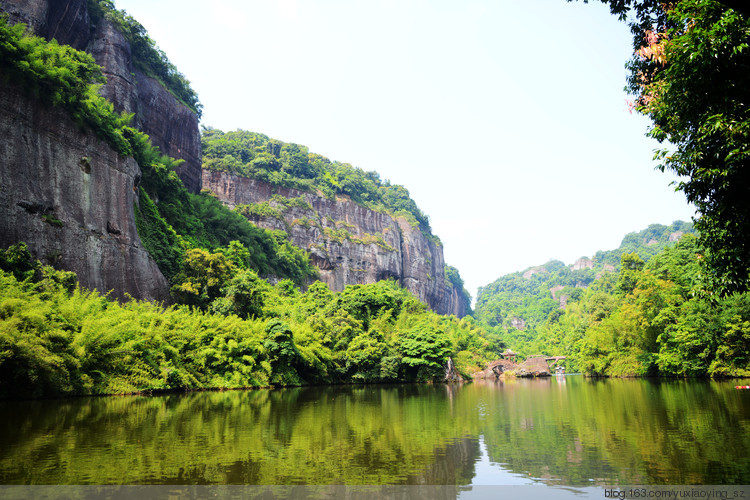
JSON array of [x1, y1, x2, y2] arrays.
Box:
[[0, 250, 498, 398]]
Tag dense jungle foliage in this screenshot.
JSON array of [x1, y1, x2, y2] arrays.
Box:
[[201, 128, 434, 236], [0, 15, 316, 289], [0, 243, 499, 398], [476, 223, 750, 378]]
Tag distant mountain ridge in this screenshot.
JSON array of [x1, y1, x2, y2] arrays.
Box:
[[474, 221, 695, 333]]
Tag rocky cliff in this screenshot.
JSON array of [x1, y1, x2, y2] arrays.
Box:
[[0, 0, 469, 314], [202, 170, 469, 317], [0, 0, 202, 193], [0, 81, 171, 302], [0, 0, 201, 301]]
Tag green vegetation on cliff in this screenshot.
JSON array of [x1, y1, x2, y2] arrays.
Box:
[[0, 15, 316, 288], [86, 0, 202, 117], [0, 244, 498, 398], [201, 128, 473, 309], [201, 128, 434, 235]]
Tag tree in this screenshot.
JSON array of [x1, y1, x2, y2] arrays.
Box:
[[399, 322, 452, 380], [170, 248, 236, 309], [210, 269, 268, 320], [617, 252, 645, 295], [263, 319, 303, 385], [574, 0, 750, 295]]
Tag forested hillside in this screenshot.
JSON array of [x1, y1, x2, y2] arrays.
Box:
[[475, 221, 694, 337], [201, 128, 435, 238], [475, 222, 750, 378], [0, 243, 499, 398]]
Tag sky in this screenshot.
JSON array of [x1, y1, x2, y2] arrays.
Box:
[[114, 0, 696, 301]]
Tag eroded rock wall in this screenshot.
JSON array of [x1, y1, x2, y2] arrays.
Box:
[[202, 170, 468, 317], [0, 0, 202, 193], [0, 81, 171, 302]]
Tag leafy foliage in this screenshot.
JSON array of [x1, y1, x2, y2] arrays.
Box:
[[399, 322, 453, 380], [575, 0, 750, 295], [0, 250, 499, 398]]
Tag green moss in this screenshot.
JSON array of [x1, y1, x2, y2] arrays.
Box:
[[235, 202, 285, 221], [41, 214, 64, 228]]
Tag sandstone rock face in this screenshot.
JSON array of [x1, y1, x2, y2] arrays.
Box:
[[514, 356, 551, 377], [522, 265, 547, 280], [571, 257, 593, 271], [0, 0, 202, 193], [510, 316, 526, 330], [0, 81, 171, 302], [202, 170, 469, 317]]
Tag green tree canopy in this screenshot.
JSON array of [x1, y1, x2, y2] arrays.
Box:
[[574, 0, 750, 295]]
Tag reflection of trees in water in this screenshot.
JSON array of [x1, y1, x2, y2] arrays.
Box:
[[405, 437, 479, 485], [0, 385, 481, 484], [0, 379, 748, 485], [471, 377, 750, 485]]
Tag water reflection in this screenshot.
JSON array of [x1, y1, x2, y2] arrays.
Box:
[[0, 377, 748, 485], [471, 436, 534, 486]]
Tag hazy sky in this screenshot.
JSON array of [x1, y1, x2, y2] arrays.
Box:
[[115, 0, 696, 301]]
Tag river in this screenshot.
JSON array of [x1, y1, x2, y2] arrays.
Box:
[[1, 376, 749, 497]]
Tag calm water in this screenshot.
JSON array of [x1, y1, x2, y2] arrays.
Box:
[[1, 376, 749, 486]]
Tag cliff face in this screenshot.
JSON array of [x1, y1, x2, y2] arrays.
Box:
[[0, 0, 202, 193], [0, 0, 188, 301], [0, 0, 468, 314], [202, 170, 469, 317], [0, 81, 171, 302]]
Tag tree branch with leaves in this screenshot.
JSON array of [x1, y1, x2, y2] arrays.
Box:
[[573, 0, 750, 295]]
